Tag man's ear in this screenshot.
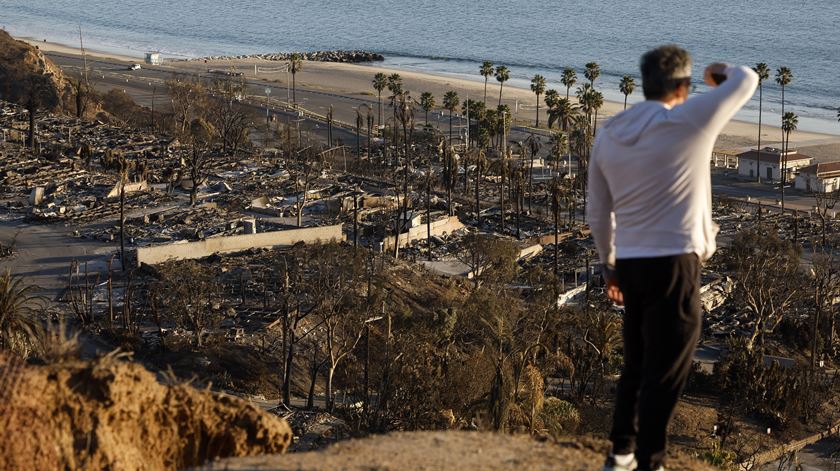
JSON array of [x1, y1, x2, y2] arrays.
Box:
[[677, 82, 691, 102]]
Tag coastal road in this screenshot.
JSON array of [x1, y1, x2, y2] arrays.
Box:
[[46, 51, 556, 155], [45, 51, 363, 144], [712, 173, 825, 214]]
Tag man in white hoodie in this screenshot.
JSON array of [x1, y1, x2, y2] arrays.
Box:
[[588, 45, 758, 471]]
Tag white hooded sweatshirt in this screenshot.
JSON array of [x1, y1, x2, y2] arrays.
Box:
[[587, 65, 758, 267]]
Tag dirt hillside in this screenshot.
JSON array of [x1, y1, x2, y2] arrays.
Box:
[[0, 352, 292, 471], [200, 431, 718, 471], [0, 29, 73, 112]]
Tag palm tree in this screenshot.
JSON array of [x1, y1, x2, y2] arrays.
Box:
[[584, 62, 600, 87], [387, 73, 403, 96], [550, 131, 569, 176], [355, 108, 364, 159], [480, 60, 495, 105], [776, 67, 793, 147], [287, 53, 303, 104], [524, 133, 542, 214], [497, 154, 510, 234], [419, 92, 435, 127], [462, 99, 485, 157], [619, 75, 635, 110], [497, 104, 512, 154], [495, 66, 510, 108], [590, 89, 604, 136], [474, 149, 487, 225], [372, 72, 387, 128], [544, 89, 560, 114], [0, 269, 41, 357], [570, 114, 593, 221], [443, 91, 460, 143], [576, 84, 595, 130], [530, 74, 546, 127], [752, 63, 770, 183], [550, 177, 562, 274], [561, 67, 577, 100], [387, 74, 404, 155], [548, 97, 576, 132], [780, 111, 798, 211]]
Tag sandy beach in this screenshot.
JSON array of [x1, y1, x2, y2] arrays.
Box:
[[171, 57, 840, 155], [18, 37, 840, 156]]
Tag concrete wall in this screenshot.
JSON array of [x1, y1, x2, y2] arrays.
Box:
[[136, 224, 343, 266], [106, 180, 150, 199], [381, 216, 464, 251], [518, 244, 543, 260], [527, 232, 573, 246]]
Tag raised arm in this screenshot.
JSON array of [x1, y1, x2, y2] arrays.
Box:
[[586, 138, 616, 268], [676, 64, 759, 135]]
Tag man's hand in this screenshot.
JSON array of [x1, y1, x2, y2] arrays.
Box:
[[602, 265, 624, 306], [704, 63, 728, 87]]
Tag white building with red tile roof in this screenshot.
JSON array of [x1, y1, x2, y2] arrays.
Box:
[[795, 161, 840, 193], [737, 147, 813, 182]]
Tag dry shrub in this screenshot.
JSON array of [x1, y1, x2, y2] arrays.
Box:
[[541, 397, 582, 437]]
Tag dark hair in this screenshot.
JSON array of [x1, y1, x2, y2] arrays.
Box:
[[640, 45, 693, 100]]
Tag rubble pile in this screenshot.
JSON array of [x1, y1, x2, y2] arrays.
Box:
[[1, 101, 177, 164], [81, 204, 299, 246], [276, 410, 351, 452]]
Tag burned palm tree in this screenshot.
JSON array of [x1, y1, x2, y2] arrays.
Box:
[[287, 53, 303, 104]]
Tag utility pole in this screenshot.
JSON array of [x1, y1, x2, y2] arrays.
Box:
[[79, 25, 89, 86], [465, 95, 470, 151], [151, 84, 157, 131]]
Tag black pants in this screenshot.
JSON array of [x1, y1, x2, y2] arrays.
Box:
[[610, 254, 702, 471]]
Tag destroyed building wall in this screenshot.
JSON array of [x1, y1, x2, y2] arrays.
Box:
[[381, 216, 465, 251], [527, 232, 574, 246], [136, 224, 343, 265], [105, 180, 150, 199]]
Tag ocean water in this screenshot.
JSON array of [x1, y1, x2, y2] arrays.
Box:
[[2, 0, 839, 134]]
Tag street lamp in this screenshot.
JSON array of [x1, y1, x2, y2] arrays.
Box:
[[264, 87, 271, 123]]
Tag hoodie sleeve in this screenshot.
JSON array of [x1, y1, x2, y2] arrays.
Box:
[[676, 65, 759, 136], [587, 138, 616, 267]]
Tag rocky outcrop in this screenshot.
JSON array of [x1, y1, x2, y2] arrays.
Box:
[[0, 352, 292, 470], [187, 50, 384, 63]]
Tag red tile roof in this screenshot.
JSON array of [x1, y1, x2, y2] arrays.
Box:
[[798, 161, 840, 178], [737, 148, 813, 164]]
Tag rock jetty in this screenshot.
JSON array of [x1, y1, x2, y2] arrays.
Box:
[[185, 50, 384, 63]]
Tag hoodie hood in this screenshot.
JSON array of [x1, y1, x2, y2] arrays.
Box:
[[601, 101, 669, 147]]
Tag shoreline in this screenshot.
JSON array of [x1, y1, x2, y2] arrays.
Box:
[[15, 36, 840, 154]]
